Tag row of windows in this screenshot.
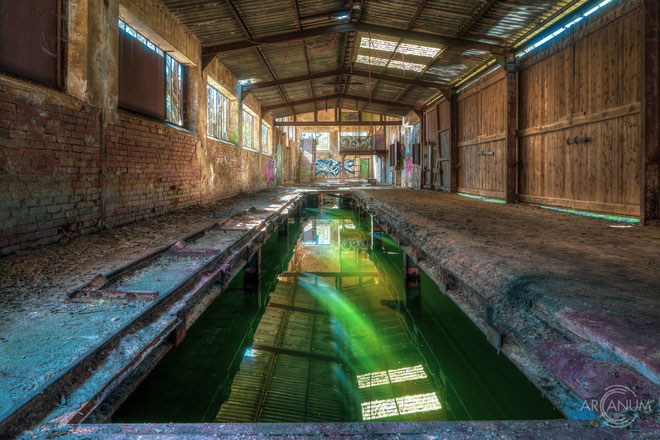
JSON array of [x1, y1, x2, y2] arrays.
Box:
[[207, 84, 272, 154], [119, 20, 272, 154]]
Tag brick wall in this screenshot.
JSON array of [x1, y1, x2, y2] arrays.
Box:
[[104, 112, 201, 227], [0, 87, 101, 255], [0, 84, 276, 256]]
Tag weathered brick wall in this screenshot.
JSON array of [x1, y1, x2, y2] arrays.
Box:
[[0, 84, 278, 256], [104, 113, 201, 227], [0, 87, 101, 255]]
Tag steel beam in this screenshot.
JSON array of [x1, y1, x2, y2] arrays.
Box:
[[202, 23, 357, 57], [274, 120, 401, 127], [201, 22, 507, 58], [262, 93, 420, 112], [241, 69, 447, 93]]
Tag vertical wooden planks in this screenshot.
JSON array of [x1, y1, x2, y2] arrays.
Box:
[[456, 69, 506, 198], [517, 6, 642, 216]]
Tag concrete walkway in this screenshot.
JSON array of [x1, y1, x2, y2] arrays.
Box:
[[354, 189, 659, 430]]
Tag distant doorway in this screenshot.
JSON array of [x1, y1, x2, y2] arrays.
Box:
[[360, 159, 369, 179]]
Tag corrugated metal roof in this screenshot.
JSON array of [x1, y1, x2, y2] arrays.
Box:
[[162, 0, 585, 115]]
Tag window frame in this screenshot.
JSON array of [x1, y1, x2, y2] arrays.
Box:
[[207, 84, 230, 142], [261, 122, 272, 155], [117, 19, 186, 127], [301, 132, 331, 151], [165, 54, 184, 126], [0, 0, 67, 89], [242, 110, 255, 151]]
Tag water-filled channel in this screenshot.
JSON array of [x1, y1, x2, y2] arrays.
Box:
[[112, 196, 561, 423]]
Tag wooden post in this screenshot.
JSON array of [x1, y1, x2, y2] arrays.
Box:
[[449, 91, 458, 193], [244, 250, 261, 306], [505, 55, 519, 203], [403, 253, 420, 310], [643, 0, 660, 223]]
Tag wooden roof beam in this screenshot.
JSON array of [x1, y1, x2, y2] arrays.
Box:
[[241, 69, 448, 94], [355, 23, 507, 54], [262, 93, 420, 112], [274, 120, 402, 127], [201, 22, 508, 58], [202, 23, 357, 60]]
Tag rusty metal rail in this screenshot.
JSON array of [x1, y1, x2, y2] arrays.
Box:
[[0, 194, 302, 438]]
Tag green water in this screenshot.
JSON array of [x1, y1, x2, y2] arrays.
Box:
[[112, 198, 561, 423]]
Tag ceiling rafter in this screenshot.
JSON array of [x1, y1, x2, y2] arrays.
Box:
[[262, 93, 420, 112], [292, 0, 316, 114], [338, 0, 364, 111], [396, 0, 500, 105], [242, 68, 448, 93], [368, 0, 428, 99]]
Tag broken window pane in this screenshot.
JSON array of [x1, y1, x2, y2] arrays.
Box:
[[165, 55, 184, 126], [242, 110, 254, 149], [207, 85, 229, 141]]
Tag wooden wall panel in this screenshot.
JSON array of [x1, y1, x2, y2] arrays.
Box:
[[425, 107, 438, 143], [518, 9, 642, 216], [457, 69, 506, 198]]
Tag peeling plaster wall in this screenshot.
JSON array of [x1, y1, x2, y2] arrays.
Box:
[[0, 0, 288, 255]]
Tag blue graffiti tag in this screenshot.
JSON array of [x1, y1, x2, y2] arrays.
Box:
[[315, 159, 354, 177]]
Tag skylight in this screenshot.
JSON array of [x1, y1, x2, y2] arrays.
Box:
[[360, 37, 441, 57], [355, 55, 426, 73], [517, 0, 614, 57]]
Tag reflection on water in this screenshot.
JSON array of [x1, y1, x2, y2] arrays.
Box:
[[112, 196, 561, 423]]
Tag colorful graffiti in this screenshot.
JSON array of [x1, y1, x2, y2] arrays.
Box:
[[405, 156, 413, 176], [315, 159, 354, 177], [340, 136, 371, 150], [266, 158, 275, 183]]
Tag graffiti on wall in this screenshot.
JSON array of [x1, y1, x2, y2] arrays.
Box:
[[340, 136, 371, 150], [405, 156, 413, 176], [315, 159, 355, 177], [266, 158, 275, 183]]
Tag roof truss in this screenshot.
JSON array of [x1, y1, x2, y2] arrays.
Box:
[[262, 93, 420, 112]]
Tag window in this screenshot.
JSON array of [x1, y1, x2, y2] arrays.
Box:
[[118, 19, 186, 125], [302, 132, 330, 151], [0, 1, 65, 87], [207, 84, 229, 141], [165, 55, 184, 125], [261, 123, 272, 155], [242, 110, 254, 149]]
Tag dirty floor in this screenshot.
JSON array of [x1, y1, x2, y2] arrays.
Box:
[[0, 189, 289, 418], [356, 189, 660, 394]]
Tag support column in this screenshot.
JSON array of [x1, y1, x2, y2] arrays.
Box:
[[643, 0, 660, 223], [505, 55, 519, 203], [371, 216, 382, 250], [244, 250, 261, 306], [449, 92, 459, 193], [403, 253, 420, 311]]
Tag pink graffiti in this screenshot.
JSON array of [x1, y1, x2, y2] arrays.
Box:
[[405, 156, 413, 176], [266, 159, 275, 183]]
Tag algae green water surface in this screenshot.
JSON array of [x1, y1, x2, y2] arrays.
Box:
[[113, 199, 561, 423]]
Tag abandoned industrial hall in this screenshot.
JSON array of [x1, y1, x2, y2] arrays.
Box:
[[0, 0, 658, 438]]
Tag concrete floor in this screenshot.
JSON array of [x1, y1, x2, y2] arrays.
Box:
[[1, 186, 658, 437], [0, 189, 294, 431], [354, 189, 659, 429]]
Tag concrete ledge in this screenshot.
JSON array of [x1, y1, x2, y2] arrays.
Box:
[[22, 420, 621, 439]]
